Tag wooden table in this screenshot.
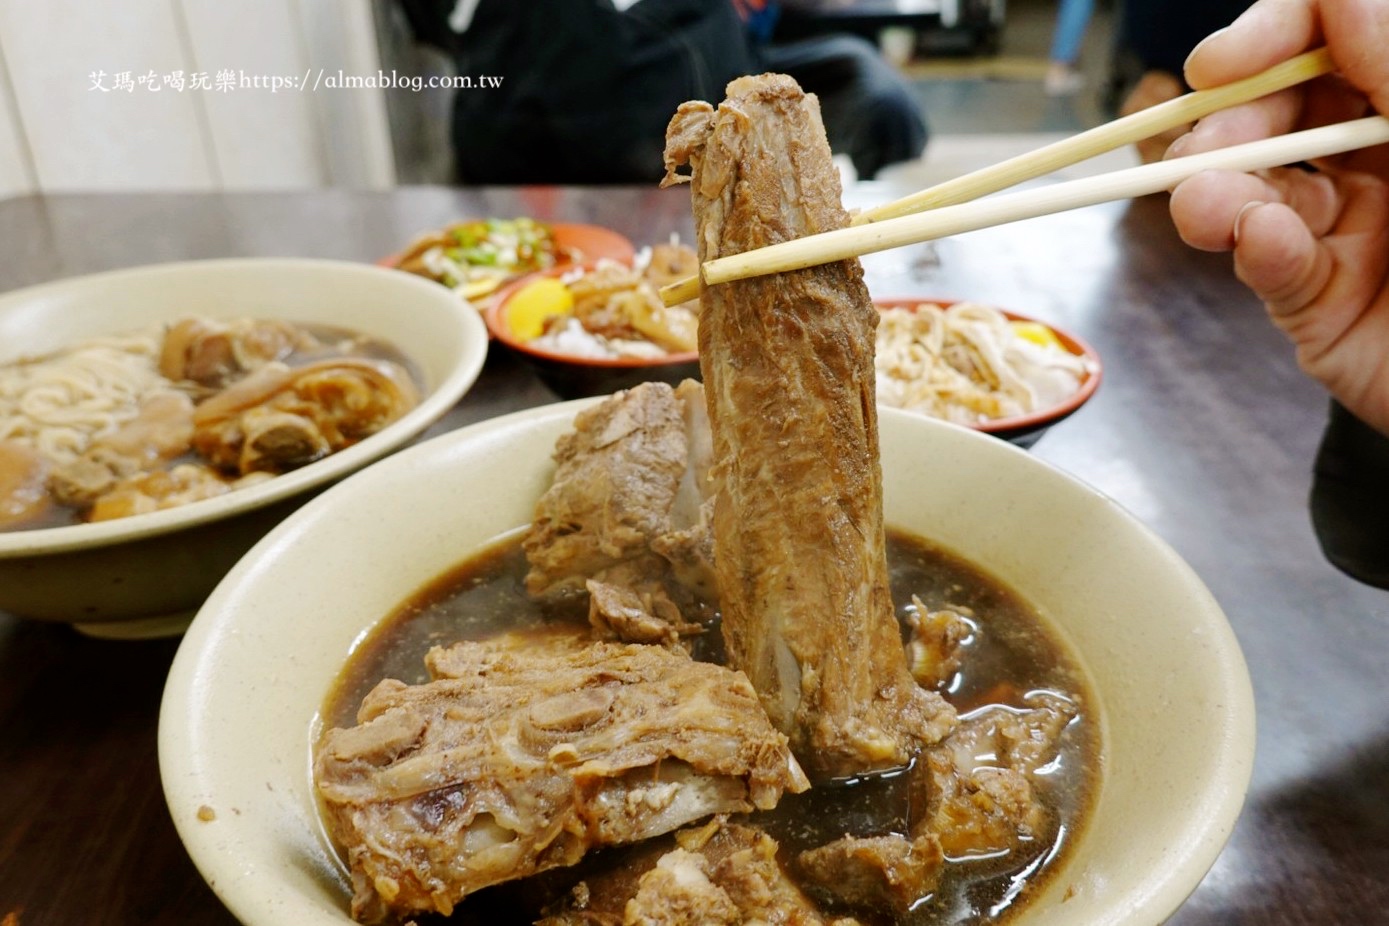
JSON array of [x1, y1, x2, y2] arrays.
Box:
[[1, 187, 1386, 925]]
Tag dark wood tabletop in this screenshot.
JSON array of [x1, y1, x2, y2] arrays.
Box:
[[1, 186, 1386, 926]]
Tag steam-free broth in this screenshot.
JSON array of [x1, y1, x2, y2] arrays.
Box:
[[324, 528, 1097, 925]]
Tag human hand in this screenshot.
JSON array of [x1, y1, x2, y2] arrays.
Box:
[[1119, 70, 1186, 164], [1166, 0, 1389, 435]]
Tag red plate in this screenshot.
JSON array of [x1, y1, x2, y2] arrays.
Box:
[[874, 297, 1102, 447], [377, 221, 634, 276], [377, 221, 636, 340], [486, 263, 700, 400]]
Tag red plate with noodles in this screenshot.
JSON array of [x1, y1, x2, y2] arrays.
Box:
[[873, 298, 1101, 448]]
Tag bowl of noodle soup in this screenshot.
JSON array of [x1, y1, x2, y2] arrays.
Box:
[[0, 258, 487, 636], [874, 298, 1101, 448]]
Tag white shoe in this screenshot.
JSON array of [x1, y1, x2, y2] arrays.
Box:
[[1045, 66, 1085, 96]]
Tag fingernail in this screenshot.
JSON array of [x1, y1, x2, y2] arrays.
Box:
[[1233, 201, 1266, 245], [1165, 134, 1190, 160], [1186, 26, 1228, 69]]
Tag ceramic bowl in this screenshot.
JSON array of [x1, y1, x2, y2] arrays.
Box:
[[875, 298, 1102, 448], [160, 401, 1254, 926], [0, 258, 487, 636], [486, 266, 700, 399]]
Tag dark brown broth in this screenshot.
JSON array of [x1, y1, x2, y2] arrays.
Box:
[[6, 322, 420, 532], [324, 529, 1098, 925]]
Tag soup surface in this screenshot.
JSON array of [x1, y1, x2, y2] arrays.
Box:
[[325, 528, 1098, 925]]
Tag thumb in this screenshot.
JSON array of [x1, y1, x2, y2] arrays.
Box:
[[1231, 201, 1332, 320]]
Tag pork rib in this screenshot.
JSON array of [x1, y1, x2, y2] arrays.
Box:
[[662, 74, 955, 778], [315, 635, 809, 923]]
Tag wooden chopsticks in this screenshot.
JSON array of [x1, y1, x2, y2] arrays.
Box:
[[690, 116, 1389, 288], [659, 48, 1341, 307], [852, 48, 1334, 223]]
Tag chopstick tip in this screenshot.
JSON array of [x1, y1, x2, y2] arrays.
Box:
[[660, 274, 701, 307]]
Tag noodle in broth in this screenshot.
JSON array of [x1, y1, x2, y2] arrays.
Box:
[[0, 320, 420, 531], [0, 328, 169, 466]]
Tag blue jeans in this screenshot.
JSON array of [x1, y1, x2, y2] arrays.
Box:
[[1050, 0, 1094, 64]]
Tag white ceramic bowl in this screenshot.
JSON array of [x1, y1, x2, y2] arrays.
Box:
[[0, 258, 488, 636], [159, 402, 1255, 925]]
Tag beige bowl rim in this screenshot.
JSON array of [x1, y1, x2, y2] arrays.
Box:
[[0, 257, 488, 556]]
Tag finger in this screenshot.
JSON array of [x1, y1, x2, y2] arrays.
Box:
[[1166, 89, 1303, 159], [1185, 0, 1321, 90], [1230, 201, 1333, 317], [1171, 171, 1281, 251], [1299, 74, 1376, 129], [1321, 0, 1389, 115], [1167, 73, 1382, 162], [1288, 171, 1389, 337], [1235, 181, 1389, 429], [1236, 173, 1389, 353], [1169, 168, 1342, 251], [1291, 76, 1388, 177]]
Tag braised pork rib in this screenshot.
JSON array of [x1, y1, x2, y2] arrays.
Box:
[[523, 381, 716, 603], [315, 634, 808, 923], [663, 73, 955, 777], [315, 73, 1089, 925], [538, 819, 856, 926]]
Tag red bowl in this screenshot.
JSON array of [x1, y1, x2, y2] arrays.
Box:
[[874, 297, 1102, 448], [376, 222, 636, 309], [486, 264, 700, 399]]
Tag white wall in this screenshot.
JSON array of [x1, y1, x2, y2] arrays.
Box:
[[0, 0, 395, 194], [0, 42, 37, 198]]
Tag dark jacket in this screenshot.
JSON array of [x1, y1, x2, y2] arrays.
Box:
[[1121, 0, 1251, 82], [401, 0, 759, 183], [1311, 401, 1389, 590]]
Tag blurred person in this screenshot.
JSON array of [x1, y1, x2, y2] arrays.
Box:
[[1114, 0, 1252, 161], [1046, 0, 1094, 96], [748, 0, 928, 179], [398, 0, 926, 183], [398, 0, 755, 184], [1165, 0, 1389, 588], [634, 0, 930, 180]]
